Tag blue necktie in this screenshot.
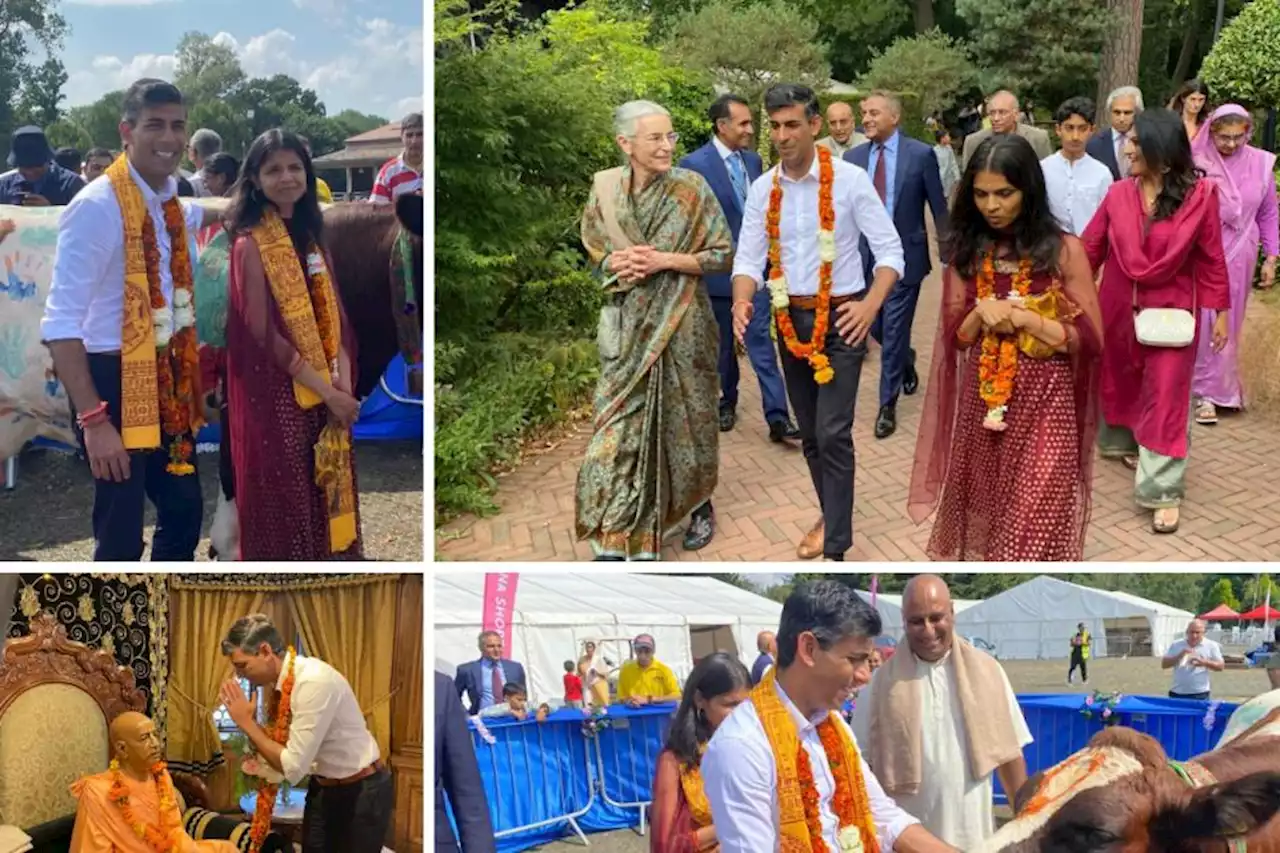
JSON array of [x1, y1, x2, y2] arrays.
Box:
[[727, 152, 748, 207]]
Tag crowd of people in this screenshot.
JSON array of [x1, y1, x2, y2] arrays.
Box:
[[0, 78, 425, 561], [575, 78, 1278, 561]]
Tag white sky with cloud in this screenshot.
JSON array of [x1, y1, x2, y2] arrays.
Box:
[[59, 0, 423, 119]]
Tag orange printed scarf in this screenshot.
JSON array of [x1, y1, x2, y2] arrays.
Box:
[[250, 209, 356, 553], [751, 669, 879, 853], [106, 155, 203, 465]]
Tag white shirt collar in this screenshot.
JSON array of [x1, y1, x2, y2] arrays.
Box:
[[712, 135, 739, 161], [776, 151, 822, 185], [124, 158, 178, 205], [772, 675, 829, 733]]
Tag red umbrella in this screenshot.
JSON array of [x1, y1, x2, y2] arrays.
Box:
[[1198, 603, 1241, 621], [1238, 604, 1280, 621]]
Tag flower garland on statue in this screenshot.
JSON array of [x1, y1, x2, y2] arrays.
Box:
[[108, 759, 181, 852], [975, 252, 1033, 431], [766, 145, 836, 384], [247, 646, 297, 853], [148, 203, 200, 474]]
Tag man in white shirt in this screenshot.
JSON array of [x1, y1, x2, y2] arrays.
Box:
[[1162, 619, 1225, 700], [219, 614, 392, 853], [1040, 97, 1113, 236], [40, 78, 225, 561], [731, 83, 904, 562], [852, 575, 1033, 850], [702, 581, 956, 853]]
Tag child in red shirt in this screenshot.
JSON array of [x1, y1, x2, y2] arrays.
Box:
[[563, 659, 584, 708]]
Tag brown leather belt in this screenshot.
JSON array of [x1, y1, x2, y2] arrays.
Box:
[[315, 759, 385, 787], [788, 293, 861, 310]]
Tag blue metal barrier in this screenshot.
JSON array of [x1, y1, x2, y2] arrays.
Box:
[[463, 694, 1238, 851]]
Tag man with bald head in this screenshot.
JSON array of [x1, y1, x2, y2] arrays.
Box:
[[816, 100, 866, 158], [1162, 618, 1224, 700], [750, 630, 775, 684], [851, 575, 1032, 849], [960, 90, 1053, 169], [70, 712, 238, 852]]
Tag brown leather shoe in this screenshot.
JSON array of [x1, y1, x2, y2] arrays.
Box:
[[797, 517, 825, 560]]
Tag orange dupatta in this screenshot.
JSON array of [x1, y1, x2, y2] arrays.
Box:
[[248, 209, 356, 552], [751, 668, 879, 853]]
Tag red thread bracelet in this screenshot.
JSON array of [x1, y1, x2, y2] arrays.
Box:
[[76, 401, 109, 429]]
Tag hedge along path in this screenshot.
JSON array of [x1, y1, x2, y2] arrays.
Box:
[[436, 255, 1280, 562]]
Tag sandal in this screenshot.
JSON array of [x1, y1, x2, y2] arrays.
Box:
[[1153, 507, 1180, 534], [1195, 401, 1218, 425], [1122, 455, 1139, 471]]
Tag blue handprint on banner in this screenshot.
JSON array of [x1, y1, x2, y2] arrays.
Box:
[[2, 252, 39, 301]]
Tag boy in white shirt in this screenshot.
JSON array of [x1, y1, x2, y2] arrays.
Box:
[[1040, 97, 1113, 235]]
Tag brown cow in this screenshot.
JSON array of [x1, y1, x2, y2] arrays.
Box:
[[984, 710, 1280, 853]]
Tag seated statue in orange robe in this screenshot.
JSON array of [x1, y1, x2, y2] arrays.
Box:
[[70, 711, 238, 853]]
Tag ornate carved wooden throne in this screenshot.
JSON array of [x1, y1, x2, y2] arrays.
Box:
[[0, 613, 285, 853]]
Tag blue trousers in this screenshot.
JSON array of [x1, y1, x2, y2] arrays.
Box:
[[870, 276, 922, 408], [710, 290, 789, 424]]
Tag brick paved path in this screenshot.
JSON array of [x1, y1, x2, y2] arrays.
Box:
[[438, 264, 1280, 562]]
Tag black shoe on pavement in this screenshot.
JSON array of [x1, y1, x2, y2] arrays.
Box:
[[874, 405, 897, 439], [719, 406, 736, 432], [903, 349, 919, 396], [683, 504, 715, 551], [768, 419, 801, 443]]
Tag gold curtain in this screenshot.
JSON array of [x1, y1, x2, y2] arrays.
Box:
[[287, 577, 398, 758], [167, 586, 267, 809], [391, 574, 423, 753]]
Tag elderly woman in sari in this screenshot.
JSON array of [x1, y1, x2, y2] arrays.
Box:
[[1190, 104, 1279, 425], [577, 101, 733, 561]]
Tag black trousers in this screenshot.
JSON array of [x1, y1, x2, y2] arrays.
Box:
[[1068, 649, 1088, 681], [776, 304, 867, 558], [303, 767, 395, 853], [73, 354, 203, 561], [1169, 690, 1211, 700]]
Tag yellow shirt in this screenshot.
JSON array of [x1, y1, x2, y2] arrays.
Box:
[[616, 659, 680, 700], [316, 177, 333, 204]]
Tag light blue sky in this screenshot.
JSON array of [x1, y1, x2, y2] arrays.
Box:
[[57, 0, 424, 119]]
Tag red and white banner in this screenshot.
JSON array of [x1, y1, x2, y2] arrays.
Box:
[[482, 573, 519, 655]]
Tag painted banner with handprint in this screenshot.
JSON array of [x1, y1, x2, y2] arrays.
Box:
[[0, 205, 73, 460]]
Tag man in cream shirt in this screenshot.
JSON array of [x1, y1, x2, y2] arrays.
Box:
[[702, 581, 957, 853], [852, 576, 1032, 850], [218, 614, 392, 852], [1040, 96, 1113, 236]]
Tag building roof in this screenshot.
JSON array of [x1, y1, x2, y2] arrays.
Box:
[[311, 121, 404, 170]]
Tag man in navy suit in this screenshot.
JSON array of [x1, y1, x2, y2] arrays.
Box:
[[845, 91, 949, 439], [680, 94, 797, 443], [435, 671, 496, 852], [456, 630, 527, 715], [1085, 86, 1143, 181]]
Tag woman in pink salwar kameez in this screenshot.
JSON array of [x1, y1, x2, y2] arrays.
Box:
[[1190, 104, 1280, 424], [1081, 108, 1231, 535]]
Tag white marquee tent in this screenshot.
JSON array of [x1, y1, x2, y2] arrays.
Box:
[[953, 575, 1194, 660], [434, 573, 782, 703], [856, 590, 979, 636]]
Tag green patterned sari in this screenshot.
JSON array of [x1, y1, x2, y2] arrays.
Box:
[[575, 165, 732, 559]]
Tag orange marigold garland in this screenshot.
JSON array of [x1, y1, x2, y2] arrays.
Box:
[[248, 646, 297, 853], [142, 201, 203, 474], [767, 145, 837, 384], [975, 253, 1033, 432], [108, 759, 181, 852]]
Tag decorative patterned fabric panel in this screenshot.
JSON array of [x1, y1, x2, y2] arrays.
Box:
[[182, 807, 254, 851], [0, 684, 108, 827], [5, 574, 155, 714]]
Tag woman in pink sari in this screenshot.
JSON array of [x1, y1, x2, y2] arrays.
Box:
[[649, 653, 748, 853], [1190, 104, 1279, 424], [1081, 109, 1230, 535]]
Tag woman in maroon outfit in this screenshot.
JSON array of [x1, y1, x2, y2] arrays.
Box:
[[649, 653, 749, 853], [1081, 108, 1230, 535], [225, 130, 363, 560], [909, 134, 1103, 561]]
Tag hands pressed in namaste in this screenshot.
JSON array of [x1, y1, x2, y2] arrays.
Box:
[[219, 679, 257, 729]]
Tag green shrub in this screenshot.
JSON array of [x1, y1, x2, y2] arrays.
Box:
[[1200, 0, 1280, 109]]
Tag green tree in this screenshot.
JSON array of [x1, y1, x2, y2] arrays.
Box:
[[955, 0, 1110, 108], [666, 0, 831, 112], [174, 32, 246, 104], [1199, 0, 1280, 108], [712, 574, 759, 593], [234, 74, 327, 139], [800, 0, 910, 84], [0, 0, 68, 152], [44, 117, 92, 151], [859, 30, 979, 117], [16, 57, 68, 128], [187, 100, 253, 159], [64, 91, 127, 150], [330, 109, 387, 139], [1201, 577, 1242, 613], [1242, 574, 1279, 608]]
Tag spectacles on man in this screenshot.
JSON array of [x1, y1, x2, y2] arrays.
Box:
[[639, 132, 679, 146]]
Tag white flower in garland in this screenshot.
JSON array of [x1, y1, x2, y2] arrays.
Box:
[[818, 229, 837, 264], [154, 306, 174, 349], [838, 825, 865, 853], [306, 252, 326, 276], [768, 276, 790, 310], [172, 289, 196, 331]]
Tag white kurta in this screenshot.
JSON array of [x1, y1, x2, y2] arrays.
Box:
[[851, 649, 1033, 850]]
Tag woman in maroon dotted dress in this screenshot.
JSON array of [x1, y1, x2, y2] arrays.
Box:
[[908, 134, 1103, 561], [225, 130, 363, 560]]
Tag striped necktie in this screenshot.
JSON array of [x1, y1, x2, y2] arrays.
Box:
[[727, 152, 749, 206]]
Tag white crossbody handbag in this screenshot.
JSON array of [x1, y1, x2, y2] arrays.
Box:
[[1132, 281, 1196, 348]]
